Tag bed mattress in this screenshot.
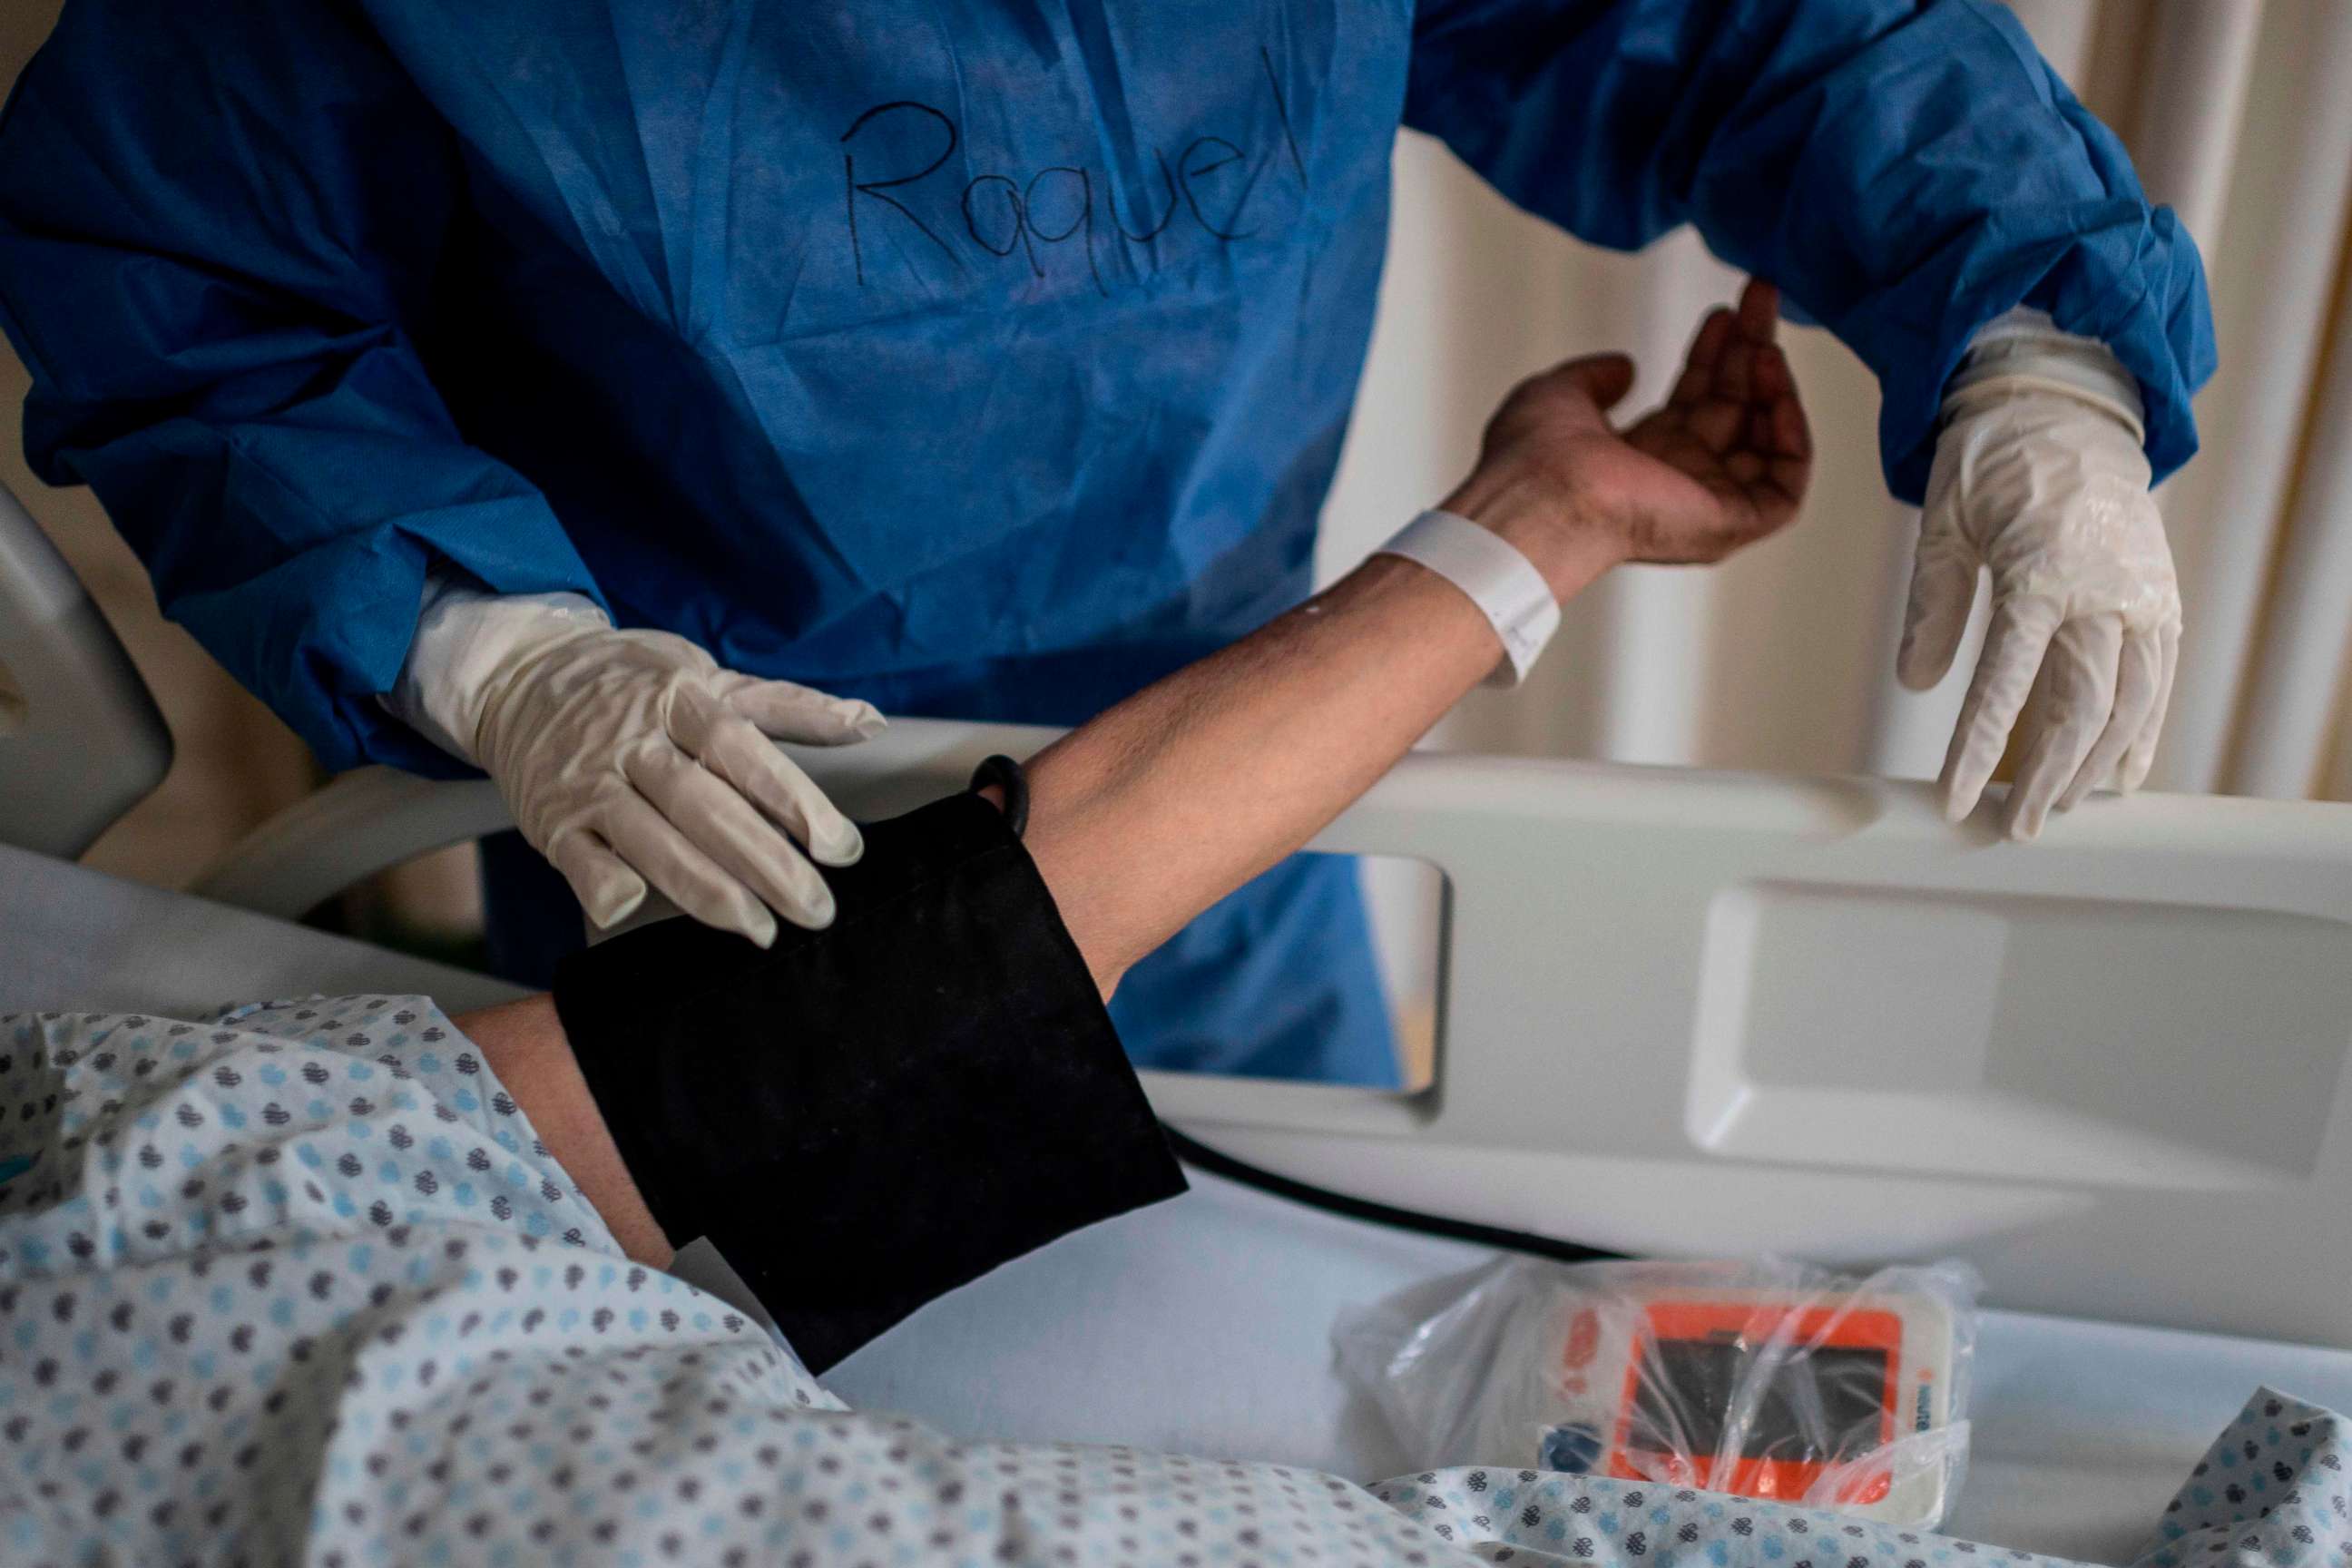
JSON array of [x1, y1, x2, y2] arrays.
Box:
[[816, 1171, 2352, 1563]]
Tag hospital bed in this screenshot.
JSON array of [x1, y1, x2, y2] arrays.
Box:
[[8, 481, 2352, 1564]]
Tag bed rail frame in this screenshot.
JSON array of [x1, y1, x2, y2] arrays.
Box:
[[188, 717, 2352, 1348]]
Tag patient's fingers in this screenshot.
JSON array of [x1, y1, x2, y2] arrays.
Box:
[[1768, 456, 1811, 507], [1642, 281, 1808, 500], [1742, 346, 1800, 436], [1716, 333, 1755, 406], [1708, 279, 1782, 412], [1670, 309, 1735, 408], [1766, 349, 1812, 505], [1772, 368, 1811, 458]]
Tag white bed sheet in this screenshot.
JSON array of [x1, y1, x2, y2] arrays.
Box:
[[0, 840, 523, 1016], [10, 842, 2351, 1565], [821, 1172, 2352, 1565]]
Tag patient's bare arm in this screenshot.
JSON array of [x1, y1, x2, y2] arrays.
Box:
[[456, 995, 674, 1260], [1025, 279, 1808, 992], [453, 280, 1808, 1270]]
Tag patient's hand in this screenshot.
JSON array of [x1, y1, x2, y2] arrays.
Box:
[[1448, 279, 1811, 583]]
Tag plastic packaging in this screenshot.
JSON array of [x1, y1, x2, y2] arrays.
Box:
[[1336, 1256, 1980, 1527]]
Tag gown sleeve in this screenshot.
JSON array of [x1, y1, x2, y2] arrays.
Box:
[[0, 0, 605, 773], [1402, 0, 2215, 502]]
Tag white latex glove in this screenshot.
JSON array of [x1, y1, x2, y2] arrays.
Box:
[[387, 585, 883, 945], [1898, 317, 2181, 840]]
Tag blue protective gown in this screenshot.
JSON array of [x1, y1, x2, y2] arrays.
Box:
[[0, 0, 2211, 1083]]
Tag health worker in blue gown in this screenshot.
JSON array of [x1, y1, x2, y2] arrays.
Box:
[[0, 1, 2209, 1085]]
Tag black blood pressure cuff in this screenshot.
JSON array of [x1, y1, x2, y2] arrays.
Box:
[[551, 767, 1187, 1372]]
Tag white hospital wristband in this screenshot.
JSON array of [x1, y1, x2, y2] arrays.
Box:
[[1375, 508, 1562, 688]]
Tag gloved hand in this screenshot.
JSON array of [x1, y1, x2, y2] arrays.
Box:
[[388, 586, 883, 945], [1898, 317, 2181, 839]]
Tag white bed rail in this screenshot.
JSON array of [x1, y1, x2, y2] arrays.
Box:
[[191, 715, 2352, 1345], [0, 478, 170, 858], [1260, 757, 2352, 1348], [187, 720, 1061, 917]]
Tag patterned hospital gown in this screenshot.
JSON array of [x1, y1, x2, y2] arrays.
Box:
[[2, 997, 2347, 1568]]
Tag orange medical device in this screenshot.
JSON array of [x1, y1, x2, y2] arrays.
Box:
[[1534, 1283, 1958, 1524]]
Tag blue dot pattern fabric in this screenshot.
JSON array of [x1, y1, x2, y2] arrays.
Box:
[[2141, 1392, 2352, 1568], [3, 998, 2344, 1567], [1372, 1473, 2059, 1565], [1373, 1395, 2352, 1568]]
